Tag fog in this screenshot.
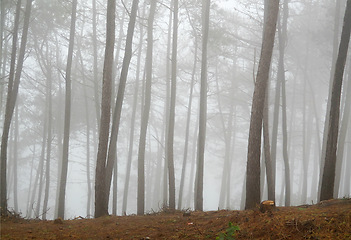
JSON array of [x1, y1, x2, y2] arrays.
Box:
[[0, 0, 350, 220]]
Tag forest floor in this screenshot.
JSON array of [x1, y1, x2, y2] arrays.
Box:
[[1, 198, 351, 239]]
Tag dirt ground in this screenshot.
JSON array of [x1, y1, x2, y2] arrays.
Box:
[[1, 198, 351, 239]]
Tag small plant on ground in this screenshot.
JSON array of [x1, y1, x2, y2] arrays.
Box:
[[216, 222, 240, 240]]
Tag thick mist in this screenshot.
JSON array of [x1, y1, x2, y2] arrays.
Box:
[[0, 0, 350, 220]]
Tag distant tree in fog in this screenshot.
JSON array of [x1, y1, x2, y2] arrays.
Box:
[[57, 0, 77, 219], [1, 0, 33, 216], [137, 0, 156, 216]]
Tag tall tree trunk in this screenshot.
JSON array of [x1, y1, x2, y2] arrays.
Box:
[[111, 5, 127, 216], [320, 0, 351, 201], [103, 0, 139, 215], [178, 46, 197, 210], [178, 9, 198, 210], [186, 114, 199, 208], [194, 0, 210, 211], [57, 0, 77, 219], [217, 59, 236, 209], [1, 0, 32, 216], [35, 117, 47, 217], [245, 0, 279, 210], [12, 105, 19, 212], [92, 0, 100, 129], [263, 88, 274, 201], [281, 65, 291, 206], [333, 62, 351, 197], [343, 133, 351, 194], [0, 0, 8, 135], [137, 0, 156, 215], [94, 0, 116, 218], [77, 44, 93, 217], [43, 58, 53, 220], [167, 0, 178, 210], [319, 0, 342, 201], [122, 12, 144, 215], [163, 0, 173, 208], [54, 38, 64, 219]]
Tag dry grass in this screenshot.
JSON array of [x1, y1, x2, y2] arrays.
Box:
[[1, 198, 351, 239]]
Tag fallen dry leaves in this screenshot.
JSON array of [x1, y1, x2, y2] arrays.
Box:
[[1, 198, 351, 239]]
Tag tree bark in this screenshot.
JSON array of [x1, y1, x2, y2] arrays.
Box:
[[195, 0, 210, 211], [320, 0, 351, 201], [94, 0, 116, 218], [137, 0, 156, 215], [167, 0, 178, 210], [245, 0, 279, 210], [92, 0, 100, 130], [103, 0, 139, 215], [122, 10, 144, 215], [281, 59, 291, 207], [333, 62, 351, 197], [57, 0, 77, 219], [319, 0, 342, 201]]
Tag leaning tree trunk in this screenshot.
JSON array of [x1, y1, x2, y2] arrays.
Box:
[[320, 0, 351, 201], [103, 0, 139, 215], [122, 11, 144, 215], [245, 0, 279, 210]]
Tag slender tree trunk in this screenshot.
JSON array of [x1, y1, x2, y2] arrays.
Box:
[[103, 0, 139, 215], [12, 105, 19, 212], [320, 0, 351, 201], [319, 0, 342, 201], [92, 0, 100, 129], [35, 117, 47, 217], [137, 0, 156, 215], [77, 45, 92, 217], [111, 5, 128, 216], [281, 61, 291, 207], [1, 0, 32, 215], [163, 0, 173, 208], [194, 0, 210, 211], [217, 60, 235, 209], [94, 0, 116, 218], [263, 88, 274, 201], [57, 0, 77, 219], [178, 48, 197, 210], [122, 12, 144, 215], [42, 61, 53, 220], [333, 62, 351, 197], [245, 0, 279, 210], [178, 11, 198, 209], [343, 134, 351, 194], [186, 114, 199, 208], [167, 0, 178, 210]]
